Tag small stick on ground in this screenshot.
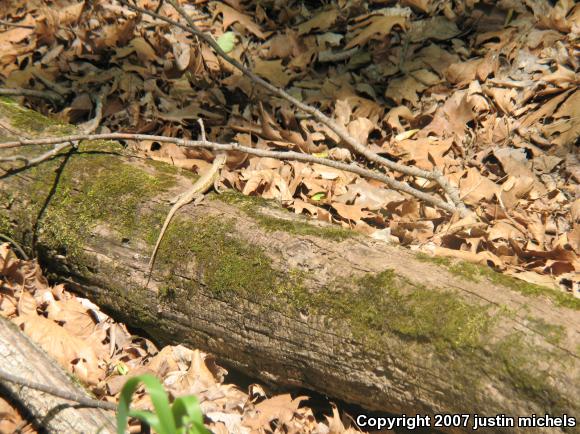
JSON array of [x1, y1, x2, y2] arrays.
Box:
[[0, 88, 64, 104], [0, 19, 34, 29], [0, 370, 117, 411]]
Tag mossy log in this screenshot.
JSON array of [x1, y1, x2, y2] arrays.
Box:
[[1, 99, 579, 433]]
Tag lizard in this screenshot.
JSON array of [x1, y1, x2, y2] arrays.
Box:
[[146, 153, 227, 285]]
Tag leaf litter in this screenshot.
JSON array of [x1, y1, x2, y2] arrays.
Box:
[[1, 0, 579, 429], [2, 0, 577, 294]]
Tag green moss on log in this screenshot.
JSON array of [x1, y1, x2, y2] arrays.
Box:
[[154, 216, 492, 351], [0, 97, 75, 135], [153, 217, 576, 410], [415, 253, 580, 310], [24, 146, 177, 257], [493, 333, 571, 414]]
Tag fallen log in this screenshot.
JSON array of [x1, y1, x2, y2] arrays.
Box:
[[1, 99, 579, 433], [0, 317, 116, 433]]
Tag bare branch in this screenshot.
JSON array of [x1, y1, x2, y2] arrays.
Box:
[[0, 19, 34, 29], [0, 88, 106, 168], [0, 88, 64, 104], [0, 133, 458, 213], [0, 141, 75, 168], [0, 369, 117, 411]]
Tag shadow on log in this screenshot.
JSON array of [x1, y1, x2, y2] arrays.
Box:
[[1, 99, 579, 433]]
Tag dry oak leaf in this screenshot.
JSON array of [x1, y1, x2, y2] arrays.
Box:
[[16, 291, 36, 317], [420, 90, 475, 140], [213, 2, 270, 39], [332, 203, 374, 222], [57, 1, 85, 26], [542, 64, 577, 88], [459, 168, 499, 206], [385, 75, 427, 106], [408, 16, 460, 42], [488, 221, 525, 242], [401, 0, 433, 14], [336, 180, 405, 211], [345, 14, 407, 49], [428, 246, 504, 269], [417, 44, 460, 76], [568, 225, 580, 254], [0, 244, 22, 282], [162, 347, 224, 395], [262, 31, 303, 59], [445, 58, 484, 85], [492, 147, 534, 178], [0, 20, 35, 45], [253, 58, 292, 87], [395, 137, 452, 171], [537, 0, 577, 32], [297, 8, 339, 35], [347, 117, 375, 145], [384, 105, 415, 132], [571, 199, 580, 222], [243, 394, 307, 429], [518, 89, 572, 130], [504, 270, 560, 290], [45, 298, 99, 339], [540, 90, 580, 147], [14, 314, 103, 385]]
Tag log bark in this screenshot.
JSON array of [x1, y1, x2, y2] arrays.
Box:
[[0, 317, 116, 433], [1, 100, 579, 433]]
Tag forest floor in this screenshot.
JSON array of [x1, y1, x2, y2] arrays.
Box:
[[0, 0, 578, 432]]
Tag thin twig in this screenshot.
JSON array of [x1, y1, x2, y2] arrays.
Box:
[[0, 133, 458, 213], [0, 141, 75, 166], [0, 235, 29, 260], [31, 72, 71, 96], [118, 0, 467, 217], [0, 89, 106, 167], [0, 88, 64, 104], [0, 19, 34, 29], [0, 369, 117, 411]]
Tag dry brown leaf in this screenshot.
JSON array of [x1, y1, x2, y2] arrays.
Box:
[[429, 246, 504, 269], [213, 3, 269, 39], [459, 168, 499, 205], [298, 9, 339, 35], [395, 137, 452, 171], [345, 14, 407, 49], [253, 58, 292, 87], [17, 291, 37, 317], [504, 270, 560, 290], [541, 90, 580, 147], [15, 314, 103, 384], [385, 75, 427, 106], [347, 117, 375, 145], [401, 0, 432, 13], [243, 394, 307, 429], [384, 106, 414, 132], [420, 90, 475, 139], [497, 176, 536, 210], [408, 16, 460, 42], [332, 203, 373, 222]]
